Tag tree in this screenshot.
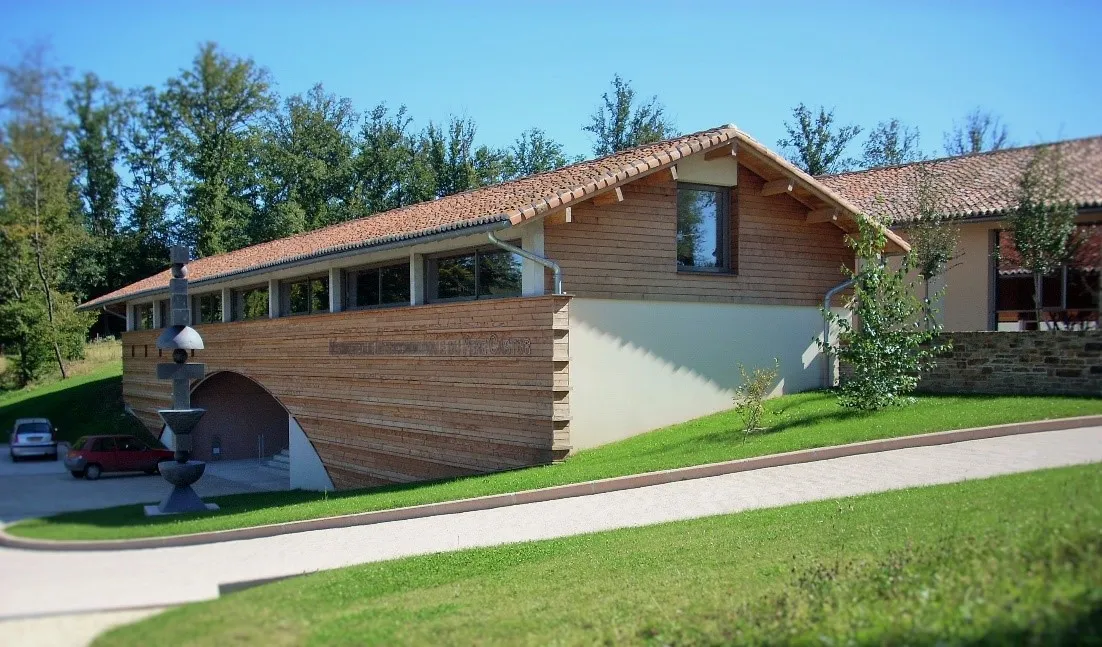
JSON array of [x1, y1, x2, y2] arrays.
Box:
[[424, 117, 480, 197], [0, 43, 91, 380], [65, 72, 127, 298], [943, 108, 1009, 156], [819, 215, 945, 410], [583, 75, 676, 156], [505, 128, 568, 178], [778, 103, 862, 175], [861, 119, 922, 169], [118, 86, 173, 285], [252, 84, 358, 241], [902, 165, 960, 325], [1007, 146, 1078, 329], [163, 42, 274, 256]]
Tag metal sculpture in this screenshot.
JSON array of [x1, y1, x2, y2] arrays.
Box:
[[144, 245, 219, 516]]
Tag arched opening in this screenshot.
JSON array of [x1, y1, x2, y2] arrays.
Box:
[[189, 371, 289, 462]]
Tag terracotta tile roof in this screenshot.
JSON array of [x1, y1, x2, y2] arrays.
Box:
[[83, 125, 899, 309], [820, 136, 1102, 223]]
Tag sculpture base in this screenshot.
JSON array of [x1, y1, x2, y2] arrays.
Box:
[[144, 485, 220, 516], [144, 498, 220, 517]]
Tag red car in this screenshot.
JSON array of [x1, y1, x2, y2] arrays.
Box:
[[64, 435, 174, 480]]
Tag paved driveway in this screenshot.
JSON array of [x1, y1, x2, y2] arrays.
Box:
[[0, 445, 289, 522]]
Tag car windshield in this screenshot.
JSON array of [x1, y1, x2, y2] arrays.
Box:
[[16, 422, 51, 436]]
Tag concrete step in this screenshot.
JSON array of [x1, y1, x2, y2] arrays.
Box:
[[265, 449, 290, 471]]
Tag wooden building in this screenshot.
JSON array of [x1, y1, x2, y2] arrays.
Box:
[[83, 126, 907, 491]]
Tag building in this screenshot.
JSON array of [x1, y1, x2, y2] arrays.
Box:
[[822, 136, 1102, 332], [82, 126, 907, 491]]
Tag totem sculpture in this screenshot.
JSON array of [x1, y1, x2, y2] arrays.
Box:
[[144, 245, 219, 516]]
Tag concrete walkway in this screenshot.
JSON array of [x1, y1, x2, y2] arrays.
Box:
[[1, 426, 1100, 645]]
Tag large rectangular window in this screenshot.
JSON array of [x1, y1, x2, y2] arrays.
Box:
[[994, 224, 1100, 330], [426, 247, 523, 302], [676, 183, 731, 271], [346, 262, 411, 309], [282, 276, 329, 316], [193, 293, 222, 324], [232, 285, 269, 321], [135, 304, 154, 330]]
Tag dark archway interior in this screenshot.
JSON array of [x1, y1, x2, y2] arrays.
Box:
[[189, 371, 289, 461]]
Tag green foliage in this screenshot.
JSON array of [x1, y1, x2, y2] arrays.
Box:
[[505, 128, 568, 178], [943, 107, 1010, 155], [732, 358, 779, 434], [1008, 145, 1080, 328], [583, 74, 676, 156], [903, 165, 961, 320], [778, 103, 861, 175], [861, 118, 922, 168], [820, 216, 947, 410]]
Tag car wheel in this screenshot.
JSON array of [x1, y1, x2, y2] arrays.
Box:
[[70, 469, 86, 479], [85, 464, 102, 480]]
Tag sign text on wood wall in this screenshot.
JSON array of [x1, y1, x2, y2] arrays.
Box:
[[329, 334, 533, 357]]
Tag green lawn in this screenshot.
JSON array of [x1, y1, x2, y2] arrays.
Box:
[[95, 464, 1102, 646], [8, 392, 1101, 542], [0, 359, 151, 446]]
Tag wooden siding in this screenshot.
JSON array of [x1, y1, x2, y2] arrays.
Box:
[[122, 295, 571, 490], [544, 164, 853, 305]]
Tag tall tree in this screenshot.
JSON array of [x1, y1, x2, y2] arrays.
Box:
[[252, 84, 358, 241], [0, 44, 92, 380], [505, 128, 568, 179], [861, 119, 922, 169], [163, 42, 273, 256], [902, 166, 959, 327], [584, 75, 676, 156], [777, 103, 862, 175], [1007, 146, 1078, 329], [118, 86, 173, 284], [943, 108, 1010, 156], [424, 117, 479, 197], [65, 72, 126, 297]]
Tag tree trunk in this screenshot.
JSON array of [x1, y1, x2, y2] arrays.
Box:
[[1032, 272, 1043, 332], [31, 150, 67, 379]]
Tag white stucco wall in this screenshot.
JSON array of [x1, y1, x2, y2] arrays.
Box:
[[289, 415, 334, 491], [568, 298, 832, 449]]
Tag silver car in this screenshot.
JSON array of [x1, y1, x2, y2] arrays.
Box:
[[9, 418, 58, 462]]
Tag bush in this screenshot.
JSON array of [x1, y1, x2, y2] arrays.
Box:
[[732, 358, 780, 434], [820, 216, 947, 410]]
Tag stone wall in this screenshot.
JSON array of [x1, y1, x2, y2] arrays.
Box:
[[919, 331, 1102, 396]]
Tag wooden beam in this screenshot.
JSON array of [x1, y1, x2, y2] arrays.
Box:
[[761, 177, 795, 196], [546, 207, 572, 225], [637, 165, 677, 186], [704, 141, 738, 161], [592, 187, 623, 207], [806, 208, 839, 224]]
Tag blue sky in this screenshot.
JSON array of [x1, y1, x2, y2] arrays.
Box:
[[4, 0, 1100, 160]]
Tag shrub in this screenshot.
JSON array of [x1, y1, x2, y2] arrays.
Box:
[[733, 358, 780, 435]]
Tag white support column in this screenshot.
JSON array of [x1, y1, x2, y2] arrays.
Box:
[[410, 252, 425, 305], [328, 267, 342, 313], [125, 304, 136, 332], [151, 300, 162, 328], [268, 279, 280, 318], [221, 287, 232, 322], [521, 222, 547, 296]]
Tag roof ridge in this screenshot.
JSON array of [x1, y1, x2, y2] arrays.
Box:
[[821, 134, 1102, 178]]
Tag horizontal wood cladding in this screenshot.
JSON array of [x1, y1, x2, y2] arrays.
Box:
[[122, 295, 571, 489], [544, 166, 853, 305]]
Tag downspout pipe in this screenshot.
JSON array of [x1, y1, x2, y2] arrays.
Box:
[[822, 278, 855, 388], [487, 231, 564, 295]]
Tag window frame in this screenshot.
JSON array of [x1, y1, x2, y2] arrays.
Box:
[[425, 244, 525, 304], [343, 260, 412, 311], [231, 284, 270, 322], [675, 181, 734, 274], [135, 303, 154, 330], [191, 292, 223, 325], [280, 275, 330, 317]]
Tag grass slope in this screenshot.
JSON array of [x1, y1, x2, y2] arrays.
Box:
[[9, 392, 1101, 541], [0, 365, 150, 446], [95, 464, 1102, 646]]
